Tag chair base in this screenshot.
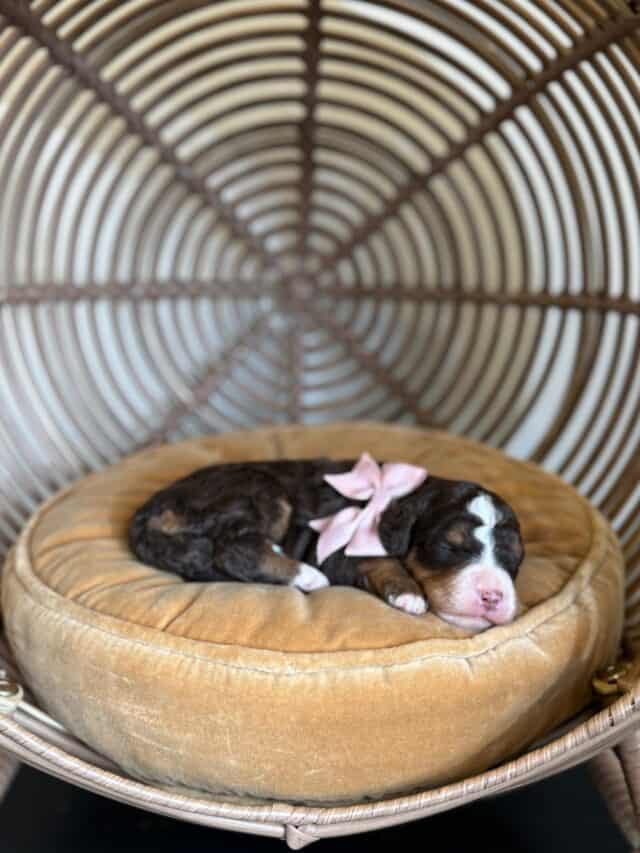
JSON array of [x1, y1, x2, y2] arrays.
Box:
[[0, 750, 19, 802], [590, 729, 640, 849], [3, 731, 640, 848]]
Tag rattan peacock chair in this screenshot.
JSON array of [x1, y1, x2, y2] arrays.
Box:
[[1, 0, 640, 847]]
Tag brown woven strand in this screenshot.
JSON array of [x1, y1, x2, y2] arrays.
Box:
[[0, 750, 18, 803], [590, 740, 640, 849], [2, 0, 640, 844]]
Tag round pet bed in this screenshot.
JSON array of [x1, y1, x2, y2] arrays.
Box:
[[1, 424, 624, 806]]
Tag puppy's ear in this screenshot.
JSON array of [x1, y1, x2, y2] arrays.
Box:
[[379, 499, 418, 556]]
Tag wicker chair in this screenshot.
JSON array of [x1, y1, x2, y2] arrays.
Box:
[[1, 0, 640, 847]]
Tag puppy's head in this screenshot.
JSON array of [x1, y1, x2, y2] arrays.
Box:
[[381, 482, 524, 632]]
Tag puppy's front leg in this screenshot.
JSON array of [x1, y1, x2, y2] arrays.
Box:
[[358, 558, 427, 616]]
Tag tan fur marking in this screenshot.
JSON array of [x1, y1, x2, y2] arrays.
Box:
[[148, 509, 186, 535], [405, 549, 463, 610], [269, 498, 292, 542], [359, 558, 422, 601], [445, 522, 469, 547], [259, 545, 300, 582]]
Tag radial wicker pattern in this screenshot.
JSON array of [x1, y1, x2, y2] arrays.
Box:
[[2, 0, 640, 847]]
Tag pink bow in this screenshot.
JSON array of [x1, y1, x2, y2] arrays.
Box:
[[309, 452, 428, 564]]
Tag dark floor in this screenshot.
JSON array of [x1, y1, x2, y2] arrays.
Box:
[[0, 763, 628, 852]]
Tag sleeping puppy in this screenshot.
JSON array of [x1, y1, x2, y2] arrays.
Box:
[[129, 458, 524, 632]]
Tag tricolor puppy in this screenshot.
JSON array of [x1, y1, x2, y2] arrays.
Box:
[[129, 453, 524, 633]]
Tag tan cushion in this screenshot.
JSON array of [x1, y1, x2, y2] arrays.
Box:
[[1, 423, 625, 805]]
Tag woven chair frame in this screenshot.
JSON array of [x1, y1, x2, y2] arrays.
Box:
[[1, 0, 640, 846]]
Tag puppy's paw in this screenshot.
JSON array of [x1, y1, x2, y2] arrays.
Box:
[[291, 563, 330, 592], [388, 591, 428, 616]]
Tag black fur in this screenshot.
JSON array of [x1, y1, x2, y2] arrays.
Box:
[[129, 459, 524, 588]]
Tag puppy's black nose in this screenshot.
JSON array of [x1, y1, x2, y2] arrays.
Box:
[[480, 590, 503, 608]]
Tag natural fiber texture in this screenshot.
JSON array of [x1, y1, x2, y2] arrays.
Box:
[[590, 736, 640, 849], [1, 424, 625, 804], [0, 0, 640, 844], [1, 0, 640, 637], [0, 750, 19, 801]]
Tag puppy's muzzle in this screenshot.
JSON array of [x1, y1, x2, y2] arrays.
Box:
[[433, 564, 519, 632]]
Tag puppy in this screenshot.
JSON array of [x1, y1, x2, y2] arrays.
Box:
[[129, 458, 524, 632]]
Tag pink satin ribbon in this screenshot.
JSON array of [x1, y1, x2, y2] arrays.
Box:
[[309, 452, 428, 564]]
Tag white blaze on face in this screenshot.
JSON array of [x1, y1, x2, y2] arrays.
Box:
[[467, 494, 501, 567]]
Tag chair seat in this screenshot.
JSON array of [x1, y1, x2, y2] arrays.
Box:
[[0, 423, 625, 807]]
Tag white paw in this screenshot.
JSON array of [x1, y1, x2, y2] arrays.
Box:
[[291, 563, 330, 592], [388, 592, 428, 616]]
